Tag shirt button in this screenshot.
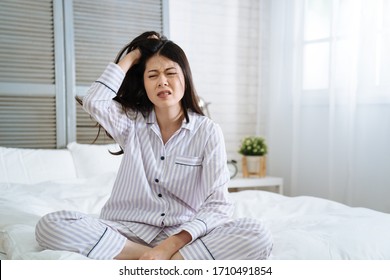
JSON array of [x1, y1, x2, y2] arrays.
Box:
[[155, 179, 159, 183], [160, 156, 165, 160], [158, 193, 162, 197], [161, 213, 165, 216]]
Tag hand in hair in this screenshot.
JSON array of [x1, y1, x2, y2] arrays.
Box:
[[116, 31, 164, 73], [117, 48, 141, 73]]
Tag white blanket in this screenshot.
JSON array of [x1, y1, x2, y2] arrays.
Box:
[[1, 172, 390, 260]]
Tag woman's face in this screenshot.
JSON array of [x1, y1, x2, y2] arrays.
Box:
[[143, 54, 185, 112]]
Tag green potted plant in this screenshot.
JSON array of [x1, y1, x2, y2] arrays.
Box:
[[238, 136, 267, 177]]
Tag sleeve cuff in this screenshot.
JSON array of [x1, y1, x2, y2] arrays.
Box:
[[178, 219, 208, 243]]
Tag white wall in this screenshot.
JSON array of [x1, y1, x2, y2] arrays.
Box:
[[168, 0, 262, 165]]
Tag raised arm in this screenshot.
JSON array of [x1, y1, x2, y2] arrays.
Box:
[[117, 48, 141, 73]]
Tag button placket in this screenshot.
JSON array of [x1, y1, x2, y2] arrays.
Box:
[[155, 146, 168, 226], [159, 204, 168, 227], [154, 146, 165, 186]]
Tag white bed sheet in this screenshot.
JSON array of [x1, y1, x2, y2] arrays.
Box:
[[1, 172, 389, 260]]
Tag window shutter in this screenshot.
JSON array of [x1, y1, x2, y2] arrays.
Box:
[[0, 0, 57, 148], [73, 0, 164, 143], [0, 95, 56, 148]]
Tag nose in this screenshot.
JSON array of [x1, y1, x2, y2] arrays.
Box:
[[157, 75, 168, 87]]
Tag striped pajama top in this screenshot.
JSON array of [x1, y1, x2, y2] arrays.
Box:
[[82, 63, 233, 244]]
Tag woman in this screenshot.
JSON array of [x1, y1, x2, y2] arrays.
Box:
[[35, 31, 273, 260]]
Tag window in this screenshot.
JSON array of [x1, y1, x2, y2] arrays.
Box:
[[374, 0, 389, 88], [302, 0, 331, 91], [301, 0, 390, 98]]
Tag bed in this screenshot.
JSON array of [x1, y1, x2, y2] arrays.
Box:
[[1, 143, 390, 260]]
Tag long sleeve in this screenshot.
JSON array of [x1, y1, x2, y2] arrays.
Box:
[[82, 63, 131, 147]]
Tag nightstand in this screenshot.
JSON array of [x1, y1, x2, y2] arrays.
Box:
[[228, 175, 284, 194]]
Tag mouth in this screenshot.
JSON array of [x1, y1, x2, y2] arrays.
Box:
[[157, 90, 171, 98]]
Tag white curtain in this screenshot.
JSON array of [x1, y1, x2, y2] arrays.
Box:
[[261, 0, 390, 212]]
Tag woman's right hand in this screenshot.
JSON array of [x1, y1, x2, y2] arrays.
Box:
[[117, 48, 141, 73]]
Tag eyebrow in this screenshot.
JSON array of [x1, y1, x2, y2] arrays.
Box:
[[147, 67, 177, 73]]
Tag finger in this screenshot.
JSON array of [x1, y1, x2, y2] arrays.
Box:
[[147, 35, 159, 40]]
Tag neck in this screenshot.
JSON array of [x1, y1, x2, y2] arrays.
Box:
[[155, 106, 183, 127], [155, 106, 184, 143]]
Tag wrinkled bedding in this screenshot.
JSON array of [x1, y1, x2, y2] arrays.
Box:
[[1, 172, 390, 260]]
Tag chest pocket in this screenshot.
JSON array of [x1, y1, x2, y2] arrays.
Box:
[[172, 155, 205, 209], [175, 156, 203, 167]]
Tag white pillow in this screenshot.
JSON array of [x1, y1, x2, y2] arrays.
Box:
[[0, 147, 77, 184], [67, 142, 122, 178]]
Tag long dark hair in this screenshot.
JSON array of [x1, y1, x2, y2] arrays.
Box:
[[113, 31, 203, 121], [77, 31, 204, 153]]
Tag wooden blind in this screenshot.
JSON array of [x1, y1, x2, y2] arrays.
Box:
[[0, 0, 55, 84], [0, 0, 57, 148], [0, 95, 56, 148], [73, 0, 164, 85]]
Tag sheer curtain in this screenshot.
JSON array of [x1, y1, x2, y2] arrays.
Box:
[[261, 0, 390, 213]]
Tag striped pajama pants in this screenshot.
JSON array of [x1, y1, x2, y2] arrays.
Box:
[[35, 210, 273, 260]]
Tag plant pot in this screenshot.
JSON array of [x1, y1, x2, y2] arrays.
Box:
[[242, 156, 266, 177]]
